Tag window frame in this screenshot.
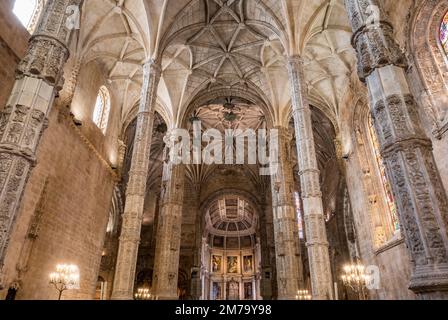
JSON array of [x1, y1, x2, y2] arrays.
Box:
[[13, 0, 44, 34], [92, 86, 111, 135]]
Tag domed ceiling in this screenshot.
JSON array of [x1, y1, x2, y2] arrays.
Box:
[[205, 195, 258, 249]]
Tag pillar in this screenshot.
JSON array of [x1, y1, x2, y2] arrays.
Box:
[[111, 60, 161, 300], [190, 183, 202, 300], [0, 0, 82, 284], [270, 126, 301, 300], [259, 200, 274, 299], [345, 0, 448, 297], [287, 57, 334, 300], [152, 159, 185, 300]]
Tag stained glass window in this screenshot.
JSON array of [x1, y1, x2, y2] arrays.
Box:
[[440, 11, 448, 55], [368, 116, 400, 234], [93, 86, 111, 134], [294, 192, 304, 239]]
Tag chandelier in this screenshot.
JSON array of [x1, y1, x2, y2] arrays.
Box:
[[135, 287, 152, 300], [49, 264, 80, 300], [341, 262, 371, 299], [223, 97, 235, 110], [296, 289, 312, 300]]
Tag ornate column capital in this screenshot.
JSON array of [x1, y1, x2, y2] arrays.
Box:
[[286, 55, 304, 68], [143, 59, 162, 79], [0, 0, 84, 268], [344, 0, 448, 297], [344, 0, 407, 81], [17, 0, 83, 90]]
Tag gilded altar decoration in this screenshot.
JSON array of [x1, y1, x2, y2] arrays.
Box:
[[243, 256, 253, 273], [212, 255, 222, 273], [227, 256, 238, 273]]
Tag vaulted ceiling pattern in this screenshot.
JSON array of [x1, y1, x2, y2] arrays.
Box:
[[159, 0, 287, 126], [76, 0, 357, 131]]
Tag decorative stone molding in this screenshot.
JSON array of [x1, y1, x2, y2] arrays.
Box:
[[14, 177, 50, 287], [352, 98, 398, 249], [68, 117, 118, 179], [111, 60, 161, 300], [27, 0, 46, 34], [152, 162, 185, 300], [269, 126, 302, 300], [346, 0, 448, 295], [411, 0, 448, 137], [344, 0, 407, 82], [351, 21, 407, 82], [287, 56, 333, 300], [0, 0, 83, 279]]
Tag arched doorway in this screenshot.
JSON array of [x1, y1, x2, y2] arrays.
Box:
[[201, 194, 261, 300]]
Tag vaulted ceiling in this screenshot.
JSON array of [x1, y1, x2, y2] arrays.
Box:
[[77, 0, 357, 132]]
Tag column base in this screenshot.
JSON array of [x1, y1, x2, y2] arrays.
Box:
[[277, 295, 299, 301], [111, 292, 134, 300], [409, 263, 448, 296], [154, 294, 179, 300], [0, 270, 4, 290]]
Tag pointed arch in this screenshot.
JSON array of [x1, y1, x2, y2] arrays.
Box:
[[93, 86, 111, 134]]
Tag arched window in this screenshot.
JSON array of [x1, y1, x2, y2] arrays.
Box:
[[93, 86, 111, 134], [13, 0, 43, 34], [368, 116, 400, 235], [440, 11, 448, 55], [294, 191, 304, 239]]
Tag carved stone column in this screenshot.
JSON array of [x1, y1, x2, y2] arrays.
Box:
[[270, 126, 301, 300], [0, 0, 82, 280], [111, 61, 161, 300], [345, 0, 448, 296], [152, 160, 185, 300], [287, 58, 334, 300], [259, 200, 274, 299], [190, 183, 202, 300]]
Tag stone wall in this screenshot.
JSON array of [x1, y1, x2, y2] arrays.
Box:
[[0, 3, 118, 300], [0, 0, 29, 110], [1, 107, 116, 299], [345, 138, 417, 300]]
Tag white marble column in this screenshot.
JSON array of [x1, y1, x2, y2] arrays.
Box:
[[111, 60, 161, 300], [345, 0, 448, 297], [152, 159, 185, 300], [287, 58, 334, 300], [0, 0, 82, 285], [270, 126, 302, 300]]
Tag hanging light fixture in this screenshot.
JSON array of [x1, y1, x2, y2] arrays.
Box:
[[135, 287, 152, 300], [296, 289, 312, 300], [223, 97, 235, 110], [340, 261, 371, 300], [49, 264, 80, 300]]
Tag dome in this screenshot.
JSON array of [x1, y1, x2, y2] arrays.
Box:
[[205, 195, 258, 249]]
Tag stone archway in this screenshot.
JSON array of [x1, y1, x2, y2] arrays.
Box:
[[411, 0, 448, 137]]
